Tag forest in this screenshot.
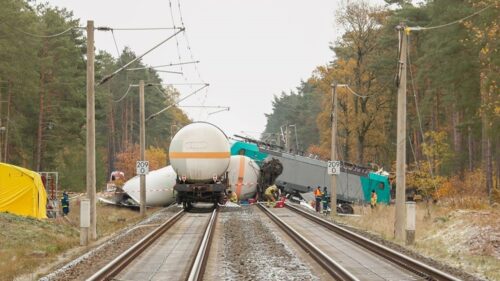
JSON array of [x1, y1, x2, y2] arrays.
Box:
[[0, 0, 190, 190], [263, 0, 499, 203]]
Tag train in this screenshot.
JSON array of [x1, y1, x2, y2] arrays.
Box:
[[107, 122, 390, 213], [230, 135, 392, 207], [169, 122, 231, 209]]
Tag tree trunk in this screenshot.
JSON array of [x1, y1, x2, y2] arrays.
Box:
[[452, 109, 461, 153], [36, 57, 46, 171], [413, 129, 420, 163], [122, 99, 128, 150], [468, 125, 473, 172], [496, 141, 499, 190], [480, 69, 492, 203], [357, 134, 364, 164], [107, 90, 116, 176], [130, 98, 134, 144], [452, 108, 463, 173]]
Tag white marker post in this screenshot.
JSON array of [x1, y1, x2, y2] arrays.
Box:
[[80, 198, 90, 246], [137, 160, 149, 216], [327, 160, 340, 175], [406, 201, 416, 245]]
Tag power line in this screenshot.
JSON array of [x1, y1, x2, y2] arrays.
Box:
[[208, 108, 230, 116], [408, 3, 494, 32], [98, 28, 184, 86], [153, 85, 170, 99], [113, 85, 133, 103], [154, 70, 183, 74], [338, 85, 372, 99], [0, 22, 75, 38], [175, 0, 209, 119], [146, 84, 209, 121], [407, 34, 438, 194], [110, 29, 121, 62], [125, 61, 199, 71], [168, 0, 187, 80], [179, 105, 230, 109], [94, 26, 181, 31]]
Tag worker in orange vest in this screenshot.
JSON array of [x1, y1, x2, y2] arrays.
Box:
[[314, 186, 322, 213]]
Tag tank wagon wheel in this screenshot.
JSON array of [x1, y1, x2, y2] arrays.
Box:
[[336, 206, 343, 214]]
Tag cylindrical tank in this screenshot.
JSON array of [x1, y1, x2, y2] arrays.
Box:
[[122, 165, 177, 206], [169, 122, 230, 182], [227, 155, 260, 200]]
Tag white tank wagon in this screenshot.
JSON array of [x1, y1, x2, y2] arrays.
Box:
[[227, 155, 260, 200], [169, 122, 230, 209], [122, 165, 177, 206]]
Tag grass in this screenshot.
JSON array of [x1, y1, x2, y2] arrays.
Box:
[[335, 202, 500, 281], [0, 212, 78, 281], [0, 197, 159, 281]]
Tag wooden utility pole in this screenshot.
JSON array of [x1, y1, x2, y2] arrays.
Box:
[[330, 82, 338, 217], [139, 80, 146, 217], [0, 84, 3, 162], [86, 20, 97, 241], [4, 82, 11, 162], [395, 24, 407, 241]]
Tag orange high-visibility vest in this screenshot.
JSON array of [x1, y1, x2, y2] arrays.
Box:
[[314, 189, 322, 197]]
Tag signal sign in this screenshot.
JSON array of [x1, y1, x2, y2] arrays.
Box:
[[327, 161, 340, 175], [136, 161, 149, 175]]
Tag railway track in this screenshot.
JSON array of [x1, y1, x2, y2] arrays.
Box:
[[86, 208, 218, 281], [257, 203, 461, 281]]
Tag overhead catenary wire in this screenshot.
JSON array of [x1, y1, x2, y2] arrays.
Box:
[[111, 30, 120, 60], [208, 108, 230, 116], [94, 26, 182, 31], [179, 105, 230, 109], [146, 83, 209, 121], [154, 70, 184, 75], [153, 85, 169, 99], [175, 0, 210, 118], [113, 85, 133, 103], [98, 28, 185, 86], [126, 61, 199, 71]]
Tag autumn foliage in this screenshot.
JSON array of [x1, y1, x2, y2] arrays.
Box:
[[114, 144, 167, 180], [263, 0, 499, 206]]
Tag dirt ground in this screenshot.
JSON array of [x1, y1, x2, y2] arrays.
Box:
[[214, 206, 319, 281]]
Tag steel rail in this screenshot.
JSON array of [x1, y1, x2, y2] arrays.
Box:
[[86, 210, 185, 281], [187, 208, 218, 281], [257, 203, 360, 281], [285, 203, 461, 281]]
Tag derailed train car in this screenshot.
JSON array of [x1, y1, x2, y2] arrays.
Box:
[[231, 137, 391, 206], [226, 155, 260, 200]]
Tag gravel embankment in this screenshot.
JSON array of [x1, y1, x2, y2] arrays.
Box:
[[299, 206, 486, 281], [216, 206, 319, 281], [39, 206, 181, 281]]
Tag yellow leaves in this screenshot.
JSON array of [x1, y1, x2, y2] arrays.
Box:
[[407, 162, 445, 197], [421, 131, 452, 167], [307, 145, 330, 160], [114, 144, 167, 181]]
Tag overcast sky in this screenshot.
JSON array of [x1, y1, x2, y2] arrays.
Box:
[[47, 0, 386, 139]]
